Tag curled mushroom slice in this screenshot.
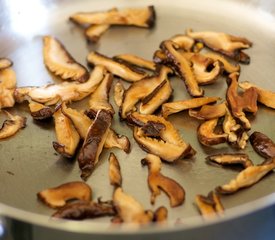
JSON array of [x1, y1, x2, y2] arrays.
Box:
[[239, 81, 275, 109], [120, 65, 172, 119], [189, 102, 227, 120], [0, 58, 13, 70], [43, 36, 89, 82], [162, 96, 219, 118], [113, 187, 153, 224], [53, 107, 80, 158], [113, 81, 125, 107], [52, 200, 116, 220], [14, 65, 105, 105], [114, 54, 156, 71], [85, 24, 110, 43], [37, 181, 92, 208], [195, 191, 224, 219], [186, 29, 252, 64], [198, 118, 228, 146], [0, 111, 26, 139], [160, 40, 203, 97], [250, 131, 275, 159], [170, 34, 195, 51], [29, 101, 54, 120], [103, 129, 131, 153], [128, 112, 195, 162], [216, 158, 275, 194], [109, 152, 122, 187], [226, 72, 258, 130], [87, 52, 148, 82], [78, 110, 112, 180], [153, 206, 168, 223], [70, 6, 156, 28], [206, 153, 253, 169], [141, 154, 185, 207]]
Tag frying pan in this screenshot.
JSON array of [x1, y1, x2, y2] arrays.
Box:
[[0, 0, 275, 239]]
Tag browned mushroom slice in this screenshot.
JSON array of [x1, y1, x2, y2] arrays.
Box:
[[29, 101, 54, 120], [170, 34, 195, 51], [153, 50, 168, 65], [239, 81, 275, 109], [85, 24, 110, 43], [53, 107, 80, 158], [113, 54, 156, 71], [153, 206, 168, 223], [162, 96, 219, 118], [189, 102, 227, 120], [87, 72, 114, 117], [52, 200, 116, 220], [113, 81, 125, 107], [195, 191, 224, 219], [198, 118, 228, 146], [109, 152, 122, 187], [141, 154, 185, 207], [43, 36, 89, 82], [14, 65, 105, 105], [140, 121, 165, 137], [87, 51, 148, 82], [0, 111, 26, 139], [113, 187, 153, 224], [70, 6, 155, 28], [160, 40, 203, 97], [120, 65, 172, 118], [186, 29, 252, 64], [216, 159, 275, 194], [226, 72, 258, 130], [103, 129, 131, 153], [78, 110, 112, 180], [0, 58, 13, 70], [250, 131, 275, 159], [206, 153, 253, 169], [37, 181, 92, 208], [128, 112, 195, 162]]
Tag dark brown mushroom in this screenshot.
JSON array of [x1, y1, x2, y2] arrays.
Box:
[[216, 158, 275, 194], [37, 181, 92, 208], [70, 6, 156, 28], [0, 58, 13, 70], [189, 102, 227, 120], [250, 131, 275, 159], [140, 121, 166, 137], [43, 36, 89, 82], [141, 154, 185, 207], [85, 24, 110, 43], [108, 152, 122, 187], [113, 81, 125, 107], [28, 101, 54, 120], [78, 109, 113, 180]]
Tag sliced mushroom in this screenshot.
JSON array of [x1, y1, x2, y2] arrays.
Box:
[[250, 131, 275, 159], [37, 181, 92, 208], [52, 200, 116, 220], [113, 81, 125, 107], [43, 36, 89, 82], [170, 34, 195, 51], [120, 65, 172, 118], [103, 129, 131, 153], [160, 40, 203, 97], [78, 110, 112, 180], [113, 54, 156, 71], [189, 102, 227, 120], [14, 65, 105, 105], [113, 187, 153, 224], [195, 191, 224, 219], [0, 58, 13, 70], [70, 6, 156, 28], [53, 107, 80, 158], [87, 72, 114, 117], [140, 121, 165, 137], [109, 152, 122, 187], [198, 118, 228, 146], [216, 158, 275, 194], [239, 81, 275, 109], [28, 101, 54, 120], [87, 51, 148, 82], [153, 206, 168, 223], [161, 96, 219, 118], [0, 111, 26, 139], [226, 72, 258, 130], [128, 112, 196, 162], [141, 154, 185, 207], [85, 24, 110, 43], [206, 153, 253, 169], [153, 50, 168, 65], [186, 29, 252, 64]]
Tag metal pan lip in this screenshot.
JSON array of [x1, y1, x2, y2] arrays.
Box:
[[0, 193, 275, 234]]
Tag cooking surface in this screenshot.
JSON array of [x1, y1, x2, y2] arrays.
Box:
[[1, 0, 275, 231]]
